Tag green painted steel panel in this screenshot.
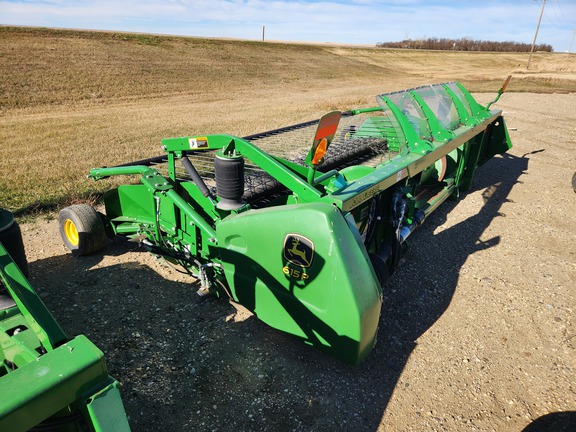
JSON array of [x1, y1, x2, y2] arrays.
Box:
[[85, 380, 132, 432], [0, 335, 109, 431], [217, 202, 381, 364]]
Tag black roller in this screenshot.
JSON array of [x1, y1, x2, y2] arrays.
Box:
[[369, 252, 390, 288], [215, 152, 245, 210]]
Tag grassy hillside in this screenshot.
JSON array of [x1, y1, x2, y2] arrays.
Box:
[[1, 26, 574, 213]]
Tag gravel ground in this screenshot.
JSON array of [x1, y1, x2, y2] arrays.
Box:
[[19, 92, 575, 431]]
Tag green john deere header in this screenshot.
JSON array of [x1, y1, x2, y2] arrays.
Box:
[[58, 80, 512, 365]]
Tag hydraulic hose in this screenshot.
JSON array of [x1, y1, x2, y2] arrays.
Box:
[[181, 156, 213, 199]]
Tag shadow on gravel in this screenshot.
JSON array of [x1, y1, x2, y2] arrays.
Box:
[[24, 152, 534, 431], [521, 411, 576, 432], [358, 151, 533, 430]]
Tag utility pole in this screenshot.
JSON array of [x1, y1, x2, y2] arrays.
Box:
[[262, 25, 265, 42], [568, 29, 576, 54], [527, 0, 546, 69]]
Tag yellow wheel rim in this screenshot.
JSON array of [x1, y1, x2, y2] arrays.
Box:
[[63, 219, 79, 246]]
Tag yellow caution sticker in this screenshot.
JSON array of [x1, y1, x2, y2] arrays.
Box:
[[189, 137, 209, 149]]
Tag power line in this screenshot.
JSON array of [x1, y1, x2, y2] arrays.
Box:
[[543, 0, 571, 29], [543, 0, 576, 52], [569, 29, 576, 54], [548, 0, 566, 27], [554, 0, 575, 27]]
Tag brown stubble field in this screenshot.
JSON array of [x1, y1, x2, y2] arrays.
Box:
[[1, 27, 576, 432], [1, 26, 575, 213]]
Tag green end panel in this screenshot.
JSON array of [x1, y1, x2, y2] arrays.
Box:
[[481, 115, 512, 162], [216, 202, 382, 364], [0, 335, 113, 431], [104, 185, 155, 229], [85, 380, 131, 432], [458, 115, 513, 191]]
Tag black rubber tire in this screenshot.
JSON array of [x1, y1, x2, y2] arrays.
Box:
[[58, 204, 106, 256], [572, 171, 576, 193], [0, 217, 29, 278]]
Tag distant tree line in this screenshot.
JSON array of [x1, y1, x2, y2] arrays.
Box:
[[376, 37, 553, 52]]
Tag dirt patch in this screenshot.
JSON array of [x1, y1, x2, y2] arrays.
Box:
[[19, 92, 575, 431]]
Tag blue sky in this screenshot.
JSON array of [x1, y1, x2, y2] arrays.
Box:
[[1, 0, 575, 52]]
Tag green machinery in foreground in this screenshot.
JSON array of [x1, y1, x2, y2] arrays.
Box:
[[0, 209, 130, 431], [59, 81, 512, 364]]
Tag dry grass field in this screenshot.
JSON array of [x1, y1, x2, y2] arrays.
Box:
[[1, 27, 575, 432], [1, 26, 575, 213]]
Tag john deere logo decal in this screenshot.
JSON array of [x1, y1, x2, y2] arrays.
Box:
[[283, 234, 314, 268]]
